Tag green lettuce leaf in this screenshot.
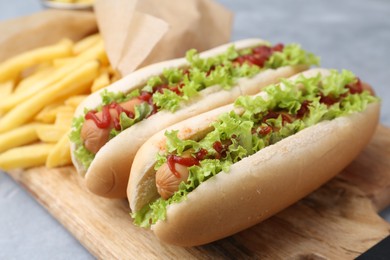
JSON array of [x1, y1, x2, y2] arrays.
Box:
[[152, 89, 183, 112], [133, 69, 379, 228], [72, 42, 320, 171], [108, 102, 153, 138], [101, 89, 140, 106], [266, 44, 320, 68], [69, 115, 95, 171]]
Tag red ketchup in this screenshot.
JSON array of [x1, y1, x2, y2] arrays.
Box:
[[212, 140, 232, 159], [319, 77, 363, 106], [196, 148, 208, 160], [257, 125, 272, 136], [85, 103, 135, 130], [138, 91, 153, 103], [139, 83, 184, 115], [319, 94, 339, 106], [346, 78, 363, 94], [233, 43, 284, 67], [262, 111, 293, 125], [167, 155, 200, 178], [153, 84, 183, 96], [297, 100, 311, 118]]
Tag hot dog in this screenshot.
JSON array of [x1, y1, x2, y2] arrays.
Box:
[[128, 68, 380, 246], [70, 38, 319, 198]]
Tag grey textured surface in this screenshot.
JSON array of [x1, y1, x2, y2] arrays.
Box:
[[0, 0, 389, 259]]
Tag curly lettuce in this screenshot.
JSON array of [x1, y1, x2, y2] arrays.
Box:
[[71, 42, 319, 171], [132, 70, 378, 227]]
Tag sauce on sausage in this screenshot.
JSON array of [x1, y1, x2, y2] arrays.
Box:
[[167, 155, 199, 178]]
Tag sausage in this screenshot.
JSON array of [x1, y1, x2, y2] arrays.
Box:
[[127, 68, 381, 246], [80, 98, 142, 154], [156, 162, 190, 200]]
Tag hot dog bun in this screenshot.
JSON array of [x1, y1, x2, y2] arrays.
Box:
[[71, 38, 311, 198], [128, 69, 380, 246]]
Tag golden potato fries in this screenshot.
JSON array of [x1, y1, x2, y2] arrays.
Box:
[[0, 40, 104, 112], [73, 33, 101, 55], [0, 124, 39, 153], [0, 143, 55, 170], [36, 124, 70, 143], [0, 34, 120, 170], [14, 66, 55, 94], [52, 57, 75, 68], [64, 95, 87, 108], [35, 102, 71, 124], [91, 69, 110, 92], [77, 38, 108, 65], [0, 39, 73, 83], [46, 131, 72, 168], [48, 0, 95, 5], [55, 110, 74, 126], [0, 60, 99, 134], [0, 80, 14, 96]]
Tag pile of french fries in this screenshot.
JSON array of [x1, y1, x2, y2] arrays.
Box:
[[0, 34, 120, 170], [47, 0, 95, 4]]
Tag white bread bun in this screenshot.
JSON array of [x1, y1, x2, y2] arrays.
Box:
[[128, 69, 380, 246], [128, 68, 331, 211], [71, 38, 310, 198]]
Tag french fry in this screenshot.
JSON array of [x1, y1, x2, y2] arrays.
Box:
[[0, 33, 118, 170], [77, 0, 94, 4], [46, 131, 72, 168], [20, 61, 53, 79], [73, 33, 101, 55], [36, 124, 69, 143], [0, 123, 40, 153], [0, 80, 14, 97], [0, 39, 73, 83], [34, 100, 70, 124], [91, 69, 110, 92], [14, 66, 55, 94], [0, 143, 54, 170], [52, 57, 76, 68], [77, 38, 108, 65], [0, 40, 105, 112], [109, 67, 122, 83], [64, 95, 87, 108], [0, 60, 100, 134], [55, 110, 75, 126], [55, 61, 100, 98]]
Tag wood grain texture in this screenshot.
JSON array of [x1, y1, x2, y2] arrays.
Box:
[[7, 125, 390, 259]]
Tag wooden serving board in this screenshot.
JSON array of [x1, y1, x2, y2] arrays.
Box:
[[7, 125, 390, 259]]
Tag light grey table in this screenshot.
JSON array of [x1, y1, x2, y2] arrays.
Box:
[[0, 0, 389, 259]]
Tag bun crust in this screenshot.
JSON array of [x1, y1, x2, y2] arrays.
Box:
[[151, 102, 380, 246], [70, 38, 308, 198], [128, 104, 237, 212], [128, 68, 332, 211], [127, 68, 380, 246]]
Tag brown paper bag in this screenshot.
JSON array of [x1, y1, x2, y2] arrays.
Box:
[[94, 0, 233, 76], [0, 10, 98, 63]]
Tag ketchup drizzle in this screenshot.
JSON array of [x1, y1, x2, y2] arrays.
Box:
[[257, 125, 272, 136], [212, 140, 232, 159], [297, 100, 311, 118], [86, 44, 286, 131], [195, 148, 208, 160], [262, 111, 292, 125], [346, 78, 363, 94], [167, 155, 200, 178], [163, 77, 367, 181], [84, 102, 135, 130], [85, 106, 111, 129], [233, 43, 284, 67]]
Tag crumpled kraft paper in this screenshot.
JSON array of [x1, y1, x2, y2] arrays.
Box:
[[94, 0, 233, 77], [0, 10, 98, 62]]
